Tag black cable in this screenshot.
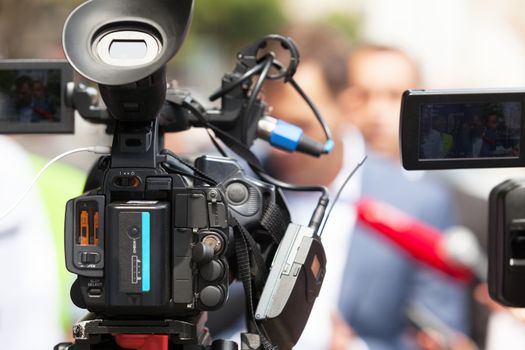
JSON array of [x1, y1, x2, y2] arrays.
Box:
[[160, 149, 218, 186], [183, 96, 330, 198], [161, 162, 217, 186], [200, 100, 328, 193], [254, 168, 328, 197], [209, 59, 268, 101], [242, 56, 274, 143], [268, 60, 333, 148], [289, 77, 333, 142], [318, 155, 368, 237], [206, 129, 228, 157], [246, 56, 273, 124]]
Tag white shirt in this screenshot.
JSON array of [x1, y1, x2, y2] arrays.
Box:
[[485, 312, 525, 350], [0, 136, 62, 350]]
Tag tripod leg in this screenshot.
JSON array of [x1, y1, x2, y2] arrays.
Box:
[[210, 339, 238, 350], [239, 333, 261, 350]]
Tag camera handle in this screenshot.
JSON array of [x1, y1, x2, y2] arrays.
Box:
[[66, 83, 110, 124]]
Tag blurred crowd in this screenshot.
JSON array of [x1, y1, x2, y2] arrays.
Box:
[[3, 1, 525, 350]]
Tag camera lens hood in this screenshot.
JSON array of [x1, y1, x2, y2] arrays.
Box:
[[63, 0, 193, 86]]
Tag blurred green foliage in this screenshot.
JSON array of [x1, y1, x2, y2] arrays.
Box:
[[191, 0, 286, 50], [0, 0, 285, 58], [317, 12, 362, 44]]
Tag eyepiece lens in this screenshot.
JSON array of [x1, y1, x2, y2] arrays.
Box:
[[96, 30, 161, 67], [109, 40, 148, 60]]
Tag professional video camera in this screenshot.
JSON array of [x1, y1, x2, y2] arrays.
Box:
[[0, 1, 336, 349], [400, 89, 525, 308]]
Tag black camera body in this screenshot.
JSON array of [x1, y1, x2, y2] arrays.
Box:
[[0, 0, 335, 347], [66, 162, 230, 317], [65, 153, 282, 317]]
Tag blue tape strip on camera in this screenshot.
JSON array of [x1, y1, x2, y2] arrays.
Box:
[[142, 212, 151, 292]]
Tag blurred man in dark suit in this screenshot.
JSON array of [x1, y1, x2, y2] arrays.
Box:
[[336, 45, 473, 350]]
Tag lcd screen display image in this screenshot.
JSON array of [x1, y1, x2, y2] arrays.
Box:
[[419, 101, 521, 160], [0, 69, 62, 125]]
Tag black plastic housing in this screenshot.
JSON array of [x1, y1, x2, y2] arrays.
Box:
[[401, 89, 525, 170], [489, 179, 525, 306], [64, 156, 284, 319], [0, 60, 74, 134], [65, 169, 231, 317]]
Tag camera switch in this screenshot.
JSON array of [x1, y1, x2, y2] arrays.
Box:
[[87, 287, 102, 297], [81, 252, 101, 265], [146, 177, 172, 191]]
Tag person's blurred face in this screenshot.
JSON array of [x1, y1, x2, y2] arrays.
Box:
[[264, 61, 342, 185], [434, 115, 447, 132], [340, 49, 418, 158], [32, 81, 45, 98], [472, 115, 483, 131], [487, 114, 498, 129], [17, 82, 32, 106]]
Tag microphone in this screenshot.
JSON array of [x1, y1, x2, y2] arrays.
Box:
[[405, 301, 456, 340], [356, 197, 484, 281], [440, 226, 487, 281]]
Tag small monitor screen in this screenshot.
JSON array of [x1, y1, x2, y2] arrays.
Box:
[[0, 69, 61, 124], [419, 101, 521, 160]]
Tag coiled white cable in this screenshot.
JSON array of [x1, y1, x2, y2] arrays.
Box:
[[0, 146, 111, 221]]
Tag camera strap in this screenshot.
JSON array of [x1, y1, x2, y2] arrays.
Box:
[[232, 216, 268, 293], [260, 201, 289, 244], [232, 216, 274, 350]]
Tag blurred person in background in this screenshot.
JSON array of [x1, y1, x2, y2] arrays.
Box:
[[31, 79, 58, 122], [0, 136, 63, 349], [14, 76, 35, 123], [335, 45, 474, 350], [210, 25, 473, 350], [479, 113, 499, 158], [434, 115, 454, 158]]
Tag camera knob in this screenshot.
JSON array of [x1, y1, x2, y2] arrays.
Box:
[[201, 233, 224, 254], [192, 242, 214, 264], [200, 260, 224, 282], [226, 182, 249, 205], [200, 286, 224, 308]]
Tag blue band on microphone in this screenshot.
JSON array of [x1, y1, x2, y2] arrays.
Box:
[[324, 139, 335, 153], [270, 120, 303, 151]]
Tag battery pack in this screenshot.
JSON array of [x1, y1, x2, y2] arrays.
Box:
[[107, 201, 170, 307]]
